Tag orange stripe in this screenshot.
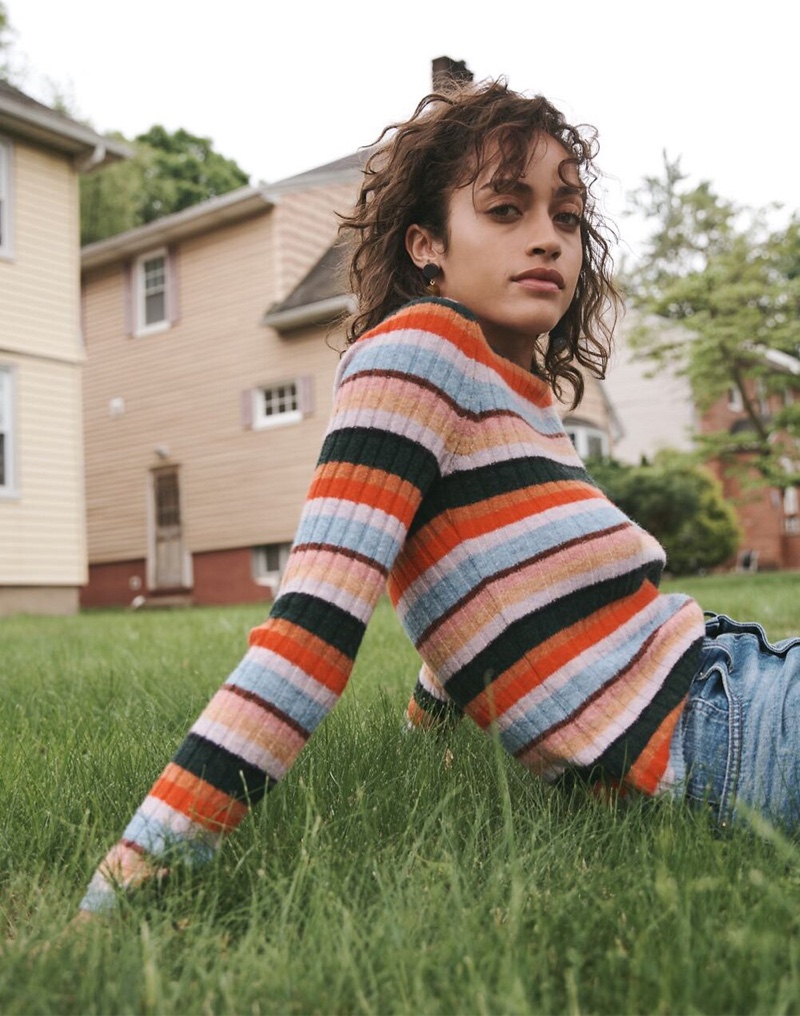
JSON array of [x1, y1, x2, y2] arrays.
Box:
[[308, 464, 421, 522], [405, 698, 438, 730], [248, 617, 352, 695], [624, 700, 685, 795], [395, 483, 601, 589], [366, 303, 552, 407], [151, 763, 249, 832], [465, 585, 659, 727]]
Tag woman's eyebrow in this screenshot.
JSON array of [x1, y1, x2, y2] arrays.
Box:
[[554, 184, 586, 203], [477, 180, 586, 209]]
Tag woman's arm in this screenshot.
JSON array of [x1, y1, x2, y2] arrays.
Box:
[[79, 302, 473, 913]]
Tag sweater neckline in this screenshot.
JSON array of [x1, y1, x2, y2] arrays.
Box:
[[420, 297, 554, 406]]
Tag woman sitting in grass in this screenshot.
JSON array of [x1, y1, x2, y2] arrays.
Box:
[[80, 79, 800, 915]]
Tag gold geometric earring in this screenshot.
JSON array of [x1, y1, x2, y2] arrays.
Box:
[[422, 263, 442, 297]]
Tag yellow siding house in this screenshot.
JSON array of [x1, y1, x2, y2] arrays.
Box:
[[0, 81, 128, 615]]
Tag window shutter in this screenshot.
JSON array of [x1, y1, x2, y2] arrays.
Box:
[[123, 261, 134, 336], [241, 388, 254, 429], [167, 246, 181, 325], [297, 374, 315, 417]]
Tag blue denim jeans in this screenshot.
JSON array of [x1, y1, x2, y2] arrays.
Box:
[[669, 613, 800, 831]]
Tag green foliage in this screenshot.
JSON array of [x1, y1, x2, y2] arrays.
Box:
[[0, 2, 12, 80], [624, 155, 800, 489], [589, 451, 740, 574], [80, 125, 250, 245], [2, 589, 800, 1012]]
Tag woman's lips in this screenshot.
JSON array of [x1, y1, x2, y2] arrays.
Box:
[[512, 268, 565, 292]]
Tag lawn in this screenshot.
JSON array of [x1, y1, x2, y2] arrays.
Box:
[[1, 573, 800, 1014]]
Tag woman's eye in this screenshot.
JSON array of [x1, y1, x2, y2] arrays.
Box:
[[555, 210, 582, 228], [489, 204, 521, 220]]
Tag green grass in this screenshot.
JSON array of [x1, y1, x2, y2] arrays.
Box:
[[2, 574, 800, 1013]]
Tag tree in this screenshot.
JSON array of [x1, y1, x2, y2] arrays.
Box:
[[623, 155, 800, 489], [0, 2, 13, 80], [588, 452, 741, 575], [80, 125, 250, 244]]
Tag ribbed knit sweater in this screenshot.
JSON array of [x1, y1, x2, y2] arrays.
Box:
[[81, 298, 705, 911]]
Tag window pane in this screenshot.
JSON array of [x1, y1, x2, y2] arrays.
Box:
[[155, 472, 180, 527], [140, 254, 167, 327], [144, 257, 165, 291], [587, 435, 604, 459], [145, 290, 166, 325], [0, 371, 8, 488]]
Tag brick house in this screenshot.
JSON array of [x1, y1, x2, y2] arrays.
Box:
[[700, 350, 800, 570], [604, 311, 800, 571]]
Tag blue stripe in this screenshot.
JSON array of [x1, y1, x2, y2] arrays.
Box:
[[122, 811, 217, 864], [226, 654, 330, 732], [340, 338, 563, 436], [402, 502, 629, 637], [295, 509, 404, 568], [498, 598, 688, 753]]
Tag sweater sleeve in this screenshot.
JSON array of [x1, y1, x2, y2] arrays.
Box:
[[405, 662, 464, 731], [79, 304, 472, 913]]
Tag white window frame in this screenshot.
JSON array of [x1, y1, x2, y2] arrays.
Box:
[[134, 248, 170, 335], [0, 138, 14, 260], [252, 542, 292, 593], [252, 380, 302, 430], [564, 422, 609, 461], [0, 366, 17, 497]]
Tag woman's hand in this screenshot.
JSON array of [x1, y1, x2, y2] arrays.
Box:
[[79, 842, 170, 915]]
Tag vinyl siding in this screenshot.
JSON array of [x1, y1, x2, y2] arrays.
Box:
[[274, 182, 354, 295], [0, 355, 86, 583], [0, 138, 86, 588], [0, 141, 81, 362], [603, 313, 695, 464], [83, 203, 343, 563]]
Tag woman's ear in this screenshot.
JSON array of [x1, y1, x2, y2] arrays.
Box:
[[405, 224, 443, 269]]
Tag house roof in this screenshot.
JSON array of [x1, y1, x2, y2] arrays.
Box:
[[0, 80, 131, 168], [257, 151, 375, 331], [81, 185, 276, 269], [262, 242, 355, 332], [80, 146, 369, 270], [267, 149, 370, 191]]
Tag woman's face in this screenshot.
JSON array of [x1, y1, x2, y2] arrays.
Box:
[[419, 135, 584, 367]]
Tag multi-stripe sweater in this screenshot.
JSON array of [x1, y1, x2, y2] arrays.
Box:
[[81, 297, 705, 911]]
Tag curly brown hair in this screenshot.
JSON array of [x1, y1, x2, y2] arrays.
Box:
[[338, 79, 620, 407]]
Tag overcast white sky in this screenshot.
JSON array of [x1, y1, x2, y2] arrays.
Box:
[[7, 0, 799, 261]]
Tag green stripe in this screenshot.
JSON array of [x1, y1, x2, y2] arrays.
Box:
[[173, 733, 275, 804], [318, 426, 440, 491], [412, 680, 464, 724], [444, 565, 656, 706], [269, 591, 365, 659], [410, 456, 591, 534], [568, 638, 702, 783]]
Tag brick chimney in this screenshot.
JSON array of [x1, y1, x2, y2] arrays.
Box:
[[431, 56, 474, 90]]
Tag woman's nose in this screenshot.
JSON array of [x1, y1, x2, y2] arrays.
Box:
[[525, 215, 561, 259]]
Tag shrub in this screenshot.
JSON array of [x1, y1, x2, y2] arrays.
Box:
[[588, 451, 741, 575]]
